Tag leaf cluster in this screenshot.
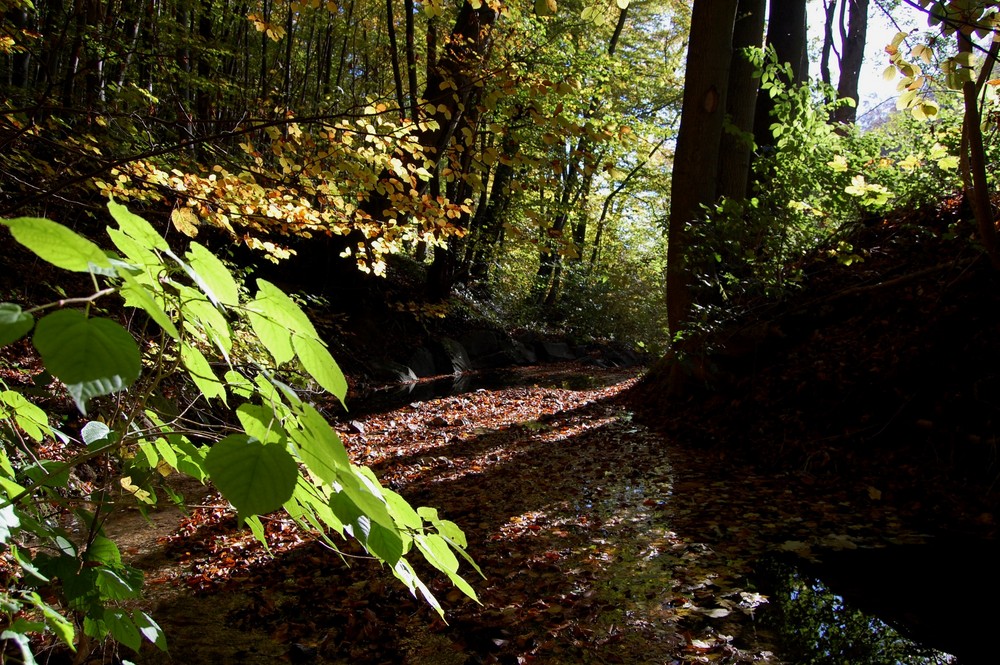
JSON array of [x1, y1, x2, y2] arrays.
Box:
[[0, 202, 480, 660]]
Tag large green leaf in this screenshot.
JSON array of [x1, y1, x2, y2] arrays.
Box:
[[294, 403, 350, 483], [335, 467, 395, 531], [104, 609, 141, 652], [0, 303, 34, 347], [292, 334, 348, 404], [32, 310, 141, 413], [177, 285, 232, 354], [236, 402, 286, 445], [245, 279, 323, 367], [132, 610, 167, 651], [186, 242, 240, 307], [1, 390, 50, 442], [1, 217, 111, 273], [107, 199, 169, 250], [204, 434, 297, 516], [118, 270, 180, 340], [180, 343, 226, 402]]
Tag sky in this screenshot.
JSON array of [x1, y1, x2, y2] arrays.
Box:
[[807, 2, 925, 117]]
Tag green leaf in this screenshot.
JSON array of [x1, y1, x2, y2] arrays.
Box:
[[180, 344, 226, 402], [177, 286, 232, 354], [292, 335, 348, 405], [383, 489, 422, 530], [245, 280, 317, 366], [29, 593, 74, 648], [186, 243, 239, 307], [0, 504, 20, 544], [118, 270, 180, 340], [365, 521, 405, 565], [85, 535, 122, 566], [1, 217, 112, 273], [132, 610, 167, 651], [0, 629, 38, 665], [81, 421, 110, 450], [23, 460, 70, 488], [294, 404, 350, 483], [104, 609, 142, 652], [415, 533, 460, 575], [236, 403, 286, 445], [95, 568, 140, 600], [33, 310, 141, 414], [204, 435, 297, 516], [1, 390, 50, 441], [107, 200, 168, 250], [0, 303, 34, 347], [335, 467, 395, 531]]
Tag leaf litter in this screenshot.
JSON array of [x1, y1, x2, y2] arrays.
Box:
[[107, 363, 944, 665]]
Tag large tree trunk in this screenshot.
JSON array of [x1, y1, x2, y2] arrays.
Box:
[[666, 0, 738, 337], [717, 0, 765, 203], [752, 0, 807, 151], [832, 0, 869, 125]]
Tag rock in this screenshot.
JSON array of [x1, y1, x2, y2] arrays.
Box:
[[538, 341, 576, 361], [510, 340, 537, 365], [407, 347, 438, 378], [431, 337, 473, 375]]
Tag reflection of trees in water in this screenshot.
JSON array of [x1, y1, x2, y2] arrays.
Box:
[[763, 559, 956, 665]]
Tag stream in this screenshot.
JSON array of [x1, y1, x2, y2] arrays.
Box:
[[346, 365, 988, 664], [106, 364, 995, 664]]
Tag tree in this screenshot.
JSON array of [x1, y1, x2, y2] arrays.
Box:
[[666, 0, 738, 337], [717, 0, 766, 202], [752, 0, 808, 150], [820, 0, 871, 125]]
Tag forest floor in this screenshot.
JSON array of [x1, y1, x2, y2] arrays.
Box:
[[87, 363, 929, 665]]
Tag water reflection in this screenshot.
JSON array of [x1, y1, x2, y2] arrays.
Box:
[[761, 556, 958, 665]]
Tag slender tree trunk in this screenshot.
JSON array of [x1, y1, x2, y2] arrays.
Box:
[[386, 0, 406, 119], [404, 0, 418, 120], [832, 0, 869, 125], [820, 0, 838, 86], [666, 0, 737, 337], [959, 34, 1000, 269], [283, 0, 294, 110]]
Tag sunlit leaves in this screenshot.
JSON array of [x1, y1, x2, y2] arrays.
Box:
[[204, 435, 298, 516], [0, 217, 111, 273]]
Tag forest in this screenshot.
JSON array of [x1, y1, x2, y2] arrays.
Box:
[[1, 0, 999, 662]]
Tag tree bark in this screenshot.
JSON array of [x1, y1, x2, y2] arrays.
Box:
[[832, 0, 869, 125], [959, 33, 1000, 269], [717, 0, 765, 203], [752, 0, 807, 150], [666, 0, 738, 337]]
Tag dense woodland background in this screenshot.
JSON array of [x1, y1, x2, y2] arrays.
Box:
[[2, 0, 1000, 661]]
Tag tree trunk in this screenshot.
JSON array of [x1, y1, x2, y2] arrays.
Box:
[[717, 0, 765, 203], [752, 0, 807, 150], [386, 0, 406, 119], [820, 0, 837, 86], [666, 0, 737, 337], [959, 33, 1000, 269], [832, 0, 869, 125]]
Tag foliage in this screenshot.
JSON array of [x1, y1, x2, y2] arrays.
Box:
[[687, 46, 970, 330], [0, 202, 479, 660]]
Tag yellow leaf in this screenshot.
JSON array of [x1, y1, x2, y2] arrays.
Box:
[[534, 0, 556, 17], [171, 207, 200, 238]]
